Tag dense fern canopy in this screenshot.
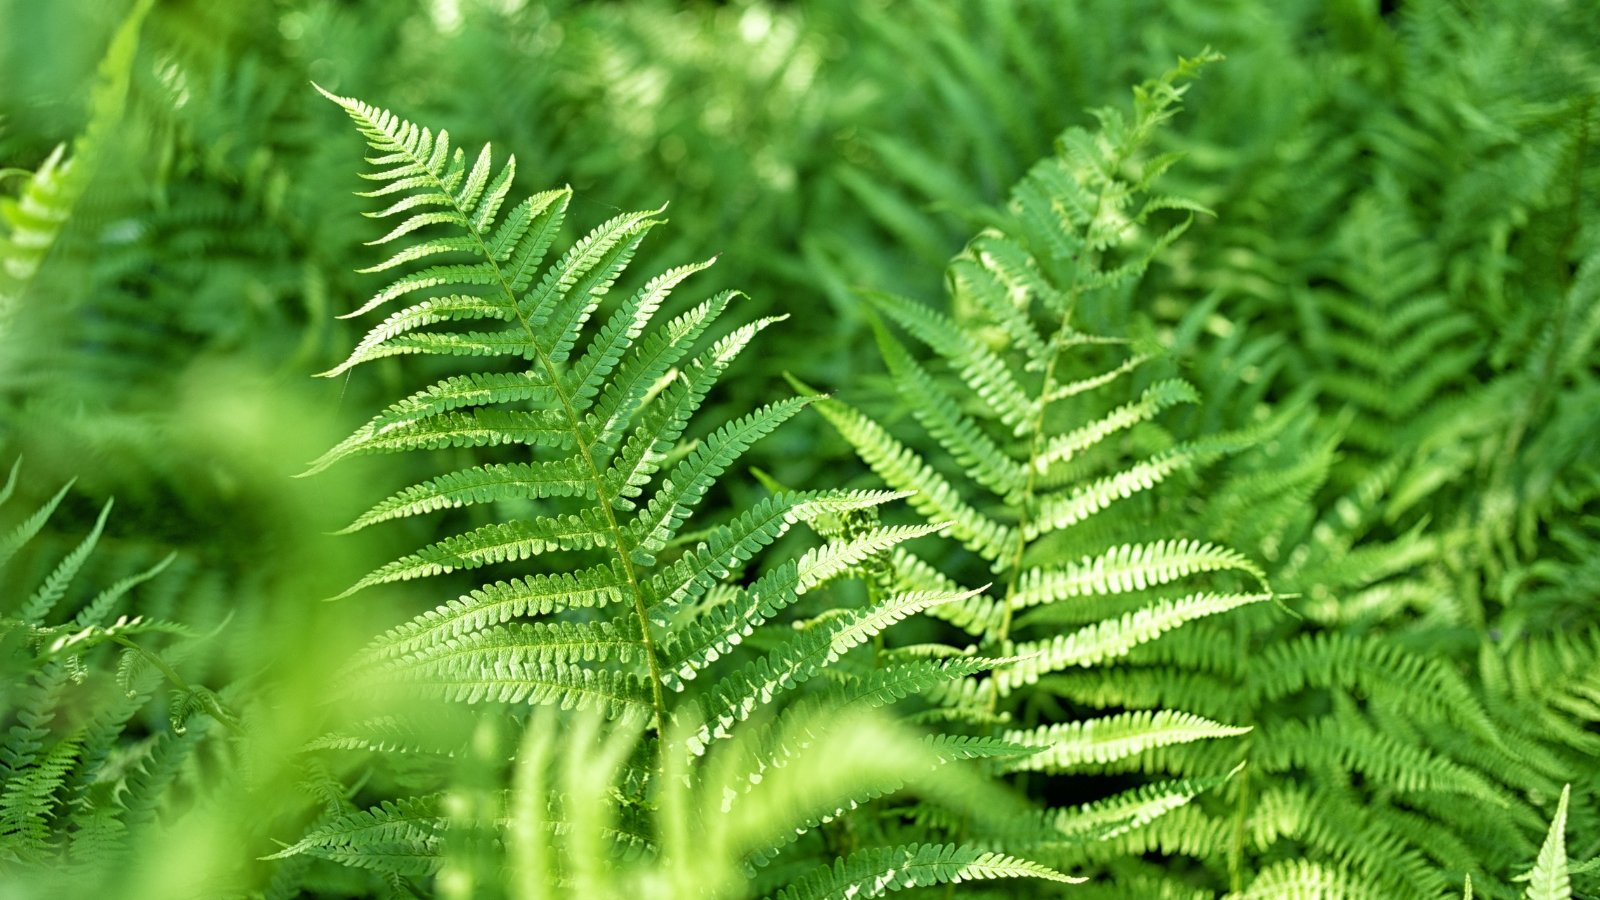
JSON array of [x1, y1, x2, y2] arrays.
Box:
[[1, 0, 1596, 898]]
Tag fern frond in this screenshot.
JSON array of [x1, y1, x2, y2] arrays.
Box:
[[999, 592, 1272, 692], [999, 710, 1249, 773], [264, 796, 444, 877], [1525, 785, 1571, 900], [1013, 540, 1266, 612], [628, 396, 813, 563], [645, 489, 911, 617], [335, 513, 613, 599], [360, 564, 629, 661], [863, 288, 1038, 432], [658, 522, 949, 689], [308, 90, 991, 892], [340, 459, 594, 534], [0, 0, 151, 326], [773, 843, 1081, 899]]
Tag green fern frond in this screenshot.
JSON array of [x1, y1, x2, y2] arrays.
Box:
[[304, 90, 992, 891], [264, 796, 445, 877], [774, 843, 1081, 899], [999, 710, 1249, 774], [1000, 592, 1272, 690], [1013, 539, 1266, 611], [1524, 785, 1571, 900], [804, 52, 1273, 879], [0, 0, 152, 327], [0, 460, 216, 879]]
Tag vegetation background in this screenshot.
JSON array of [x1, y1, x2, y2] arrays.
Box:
[[0, 0, 1595, 898]]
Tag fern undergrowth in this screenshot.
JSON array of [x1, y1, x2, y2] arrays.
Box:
[[1, 2, 1595, 897]]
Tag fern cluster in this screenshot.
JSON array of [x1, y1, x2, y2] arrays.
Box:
[[0, 458, 232, 895], [1, 1, 1595, 897], [270, 89, 1098, 896]]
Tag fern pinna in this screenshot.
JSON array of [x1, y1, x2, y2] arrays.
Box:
[[797, 53, 1280, 877], [289, 89, 1072, 894]]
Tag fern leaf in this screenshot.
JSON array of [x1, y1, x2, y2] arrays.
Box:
[[803, 392, 1018, 564], [629, 396, 813, 564], [999, 710, 1250, 773], [341, 459, 595, 534], [831, 654, 1011, 710], [1000, 592, 1272, 692], [684, 587, 980, 755], [1013, 540, 1267, 612], [774, 843, 1081, 899], [308, 408, 573, 477], [1025, 451, 1195, 540], [71, 552, 174, 628], [0, 0, 150, 323], [1225, 860, 1387, 900], [1259, 715, 1507, 803], [0, 730, 83, 861], [386, 653, 651, 715], [581, 291, 732, 454], [565, 258, 716, 402], [333, 512, 612, 599], [524, 207, 664, 360], [1051, 771, 1236, 844], [322, 295, 517, 376], [884, 548, 1001, 638], [0, 479, 72, 580], [864, 289, 1037, 432], [604, 314, 784, 499], [265, 796, 444, 877], [303, 372, 565, 475], [378, 620, 644, 679], [1524, 785, 1570, 900], [658, 522, 950, 689], [1031, 378, 1199, 475], [17, 499, 112, 626], [873, 323, 1025, 498], [645, 489, 910, 616], [361, 563, 629, 661]]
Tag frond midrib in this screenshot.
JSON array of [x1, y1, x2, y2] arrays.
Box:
[[352, 111, 672, 745]]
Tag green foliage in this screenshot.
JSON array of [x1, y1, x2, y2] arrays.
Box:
[[282, 90, 1070, 896], [0, 459, 228, 891], [0, 1, 1595, 897]]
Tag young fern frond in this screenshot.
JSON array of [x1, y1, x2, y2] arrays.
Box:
[[1525, 785, 1571, 900], [805, 53, 1269, 864]]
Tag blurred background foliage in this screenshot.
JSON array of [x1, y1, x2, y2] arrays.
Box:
[[0, 0, 1596, 897]]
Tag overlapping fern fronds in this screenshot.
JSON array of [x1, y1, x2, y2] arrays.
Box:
[[289, 90, 1071, 894], [0, 458, 228, 888]]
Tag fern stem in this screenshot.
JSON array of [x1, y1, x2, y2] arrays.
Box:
[[106, 634, 244, 737], [1227, 740, 1252, 893], [471, 229, 672, 749], [442, 195, 673, 750]]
